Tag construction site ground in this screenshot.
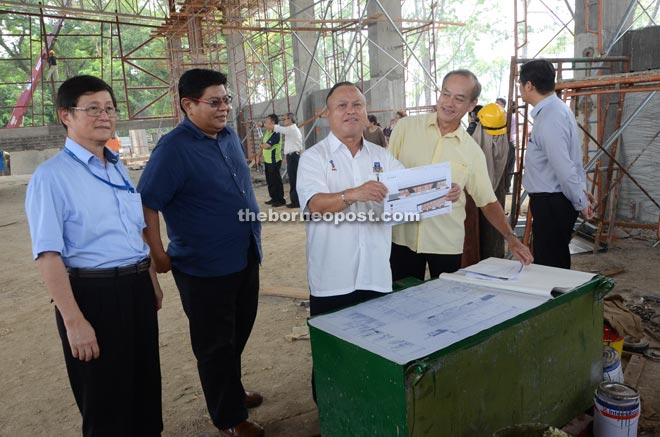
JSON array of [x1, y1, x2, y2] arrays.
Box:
[[1, 170, 659, 436]]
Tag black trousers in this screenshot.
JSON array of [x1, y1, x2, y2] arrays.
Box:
[[530, 192, 578, 269], [56, 272, 162, 437], [264, 160, 285, 203], [390, 243, 462, 281], [286, 152, 300, 206], [172, 245, 260, 430]]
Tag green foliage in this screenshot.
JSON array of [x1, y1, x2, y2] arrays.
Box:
[[0, 13, 172, 127]]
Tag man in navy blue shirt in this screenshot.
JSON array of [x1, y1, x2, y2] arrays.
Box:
[[138, 69, 264, 437]]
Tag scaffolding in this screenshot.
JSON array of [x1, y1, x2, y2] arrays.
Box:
[[509, 0, 660, 250], [2, 0, 660, 239], [0, 1, 462, 130]]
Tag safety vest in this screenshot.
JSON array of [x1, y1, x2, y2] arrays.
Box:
[[261, 130, 283, 164]]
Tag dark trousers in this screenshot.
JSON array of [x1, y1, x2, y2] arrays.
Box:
[[390, 243, 462, 281], [265, 160, 285, 203], [286, 152, 300, 206], [310, 289, 383, 403], [56, 272, 162, 437], [530, 192, 578, 269], [172, 246, 260, 430]]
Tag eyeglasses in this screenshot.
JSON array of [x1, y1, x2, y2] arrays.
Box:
[[70, 105, 119, 117], [188, 96, 233, 108]]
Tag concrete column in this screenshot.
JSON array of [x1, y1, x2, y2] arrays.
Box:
[[225, 31, 250, 153], [186, 15, 206, 66], [290, 0, 320, 98], [365, 0, 404, 119], [574, 0, 633, 67]]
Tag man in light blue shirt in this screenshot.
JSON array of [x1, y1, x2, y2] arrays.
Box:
[[520, 59, 594, 269], [25, 75, 163, 436]]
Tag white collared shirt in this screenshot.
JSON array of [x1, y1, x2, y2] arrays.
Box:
[[297, 132, 405, 297], [273, 123, 304, 155]]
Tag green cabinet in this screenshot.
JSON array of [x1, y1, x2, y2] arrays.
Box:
[[309, 275, 613, 436]]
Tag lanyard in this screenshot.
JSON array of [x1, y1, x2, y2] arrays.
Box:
[[64, 147, 135, 193]]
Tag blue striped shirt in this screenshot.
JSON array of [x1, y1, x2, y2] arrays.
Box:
[[523, 94, 588, 211]]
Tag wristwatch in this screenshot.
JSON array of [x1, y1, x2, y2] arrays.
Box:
[[504, 230, 517, 239], [341, 190, 352, 207]]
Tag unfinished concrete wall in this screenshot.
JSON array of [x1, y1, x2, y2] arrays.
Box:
[[603, 26, 660, 224], [0, 126, 66, 154], [0, 119, 176, 174], [616, 91, 660, 224]]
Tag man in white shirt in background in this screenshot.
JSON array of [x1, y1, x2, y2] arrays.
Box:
[[274, 112, 304, 208]]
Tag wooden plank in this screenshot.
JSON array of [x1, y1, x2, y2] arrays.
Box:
[[623, 353, 645, 387]]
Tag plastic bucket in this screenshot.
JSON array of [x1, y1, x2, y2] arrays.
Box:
[[603, 324, 624, 355]]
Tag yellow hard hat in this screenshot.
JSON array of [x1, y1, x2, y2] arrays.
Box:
[[478, 103, 507, 136], [49, 50, 55, 54]]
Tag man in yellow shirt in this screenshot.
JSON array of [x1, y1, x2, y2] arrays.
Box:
[[389, 69, 533, 281]]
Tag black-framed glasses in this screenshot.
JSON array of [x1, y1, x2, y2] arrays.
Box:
[[188, 96, 233, 108], [70, 105, 119, 118]]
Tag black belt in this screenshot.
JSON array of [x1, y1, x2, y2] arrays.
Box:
[[67, 258, 151, 278], [529, 192, 563, 199], [286, 151, 300, 156]]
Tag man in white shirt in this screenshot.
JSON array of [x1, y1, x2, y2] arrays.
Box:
[[274, 113, 304, 208], [297, 82, 400, 315], [297, 81, 461, 403], [297, 82, 461, 315]]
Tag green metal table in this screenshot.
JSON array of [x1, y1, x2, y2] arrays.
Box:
[[309, 275, 614, 436]]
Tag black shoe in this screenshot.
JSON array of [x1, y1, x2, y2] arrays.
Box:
[[265, 199, 275, 205], [271, 201, 286, 207], [286, 203, 300, 209]]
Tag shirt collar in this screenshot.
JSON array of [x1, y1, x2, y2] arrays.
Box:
[[65, 137, 118, 164], [424, 112, 465, 140], [327, 131, 372, 157], [181, 116, 229, 141], [530, 93, 556, 118]]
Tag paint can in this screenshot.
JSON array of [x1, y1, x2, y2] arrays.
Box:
[[593, 382, 640, 437], [602, 346, 624, 383]]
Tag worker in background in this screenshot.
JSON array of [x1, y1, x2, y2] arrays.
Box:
[[383, 110, 406, 140], [257, 112, 303, 208], [462, 103, 510, 266], [496, 97, 517, 194], [363, 114, 388, 147], [106, 132, 121, 154], [46, 50, 59, 82], [259, 114, 286, 207]]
